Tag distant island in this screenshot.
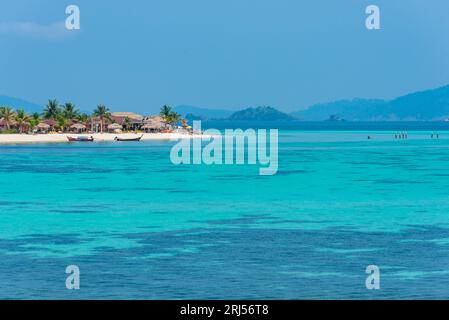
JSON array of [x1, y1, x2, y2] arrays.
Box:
[[292, 84, 449, 121], [180, 106, 295, 122], [177, 84, 449, 122], [228, 106, 295, 121]]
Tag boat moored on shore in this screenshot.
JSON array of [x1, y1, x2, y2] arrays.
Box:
[[114, 134, 143, 142], [67, 136, 95, 142]]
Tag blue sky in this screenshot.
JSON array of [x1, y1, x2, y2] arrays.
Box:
[[0, 0, 448, 113]]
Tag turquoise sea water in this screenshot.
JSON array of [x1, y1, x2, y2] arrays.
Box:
[[1, 124, 449, 299]]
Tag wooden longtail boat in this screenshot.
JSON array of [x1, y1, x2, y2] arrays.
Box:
[[67, 136, 94, 142], [114, 134, 144, 142]]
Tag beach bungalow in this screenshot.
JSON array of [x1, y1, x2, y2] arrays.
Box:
[[42, 119, 57, 132], [110, 112, 144, 131], [35, 123, 51, 133], [70, 123, 87, 133], [107, 123, 123, 133], [141, 116, 166, 133]]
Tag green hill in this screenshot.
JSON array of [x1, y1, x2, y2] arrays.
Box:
[[228, 106, 296, 121], [292, 84, 449, 121]]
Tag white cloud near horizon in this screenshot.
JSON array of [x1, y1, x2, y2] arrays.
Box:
[[0, 21, 78, 40]]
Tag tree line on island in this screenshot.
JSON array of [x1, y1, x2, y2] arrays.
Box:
[[0, 100, 185, 134]]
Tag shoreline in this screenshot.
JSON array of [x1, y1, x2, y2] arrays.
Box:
[[0, 133, 206, 145]]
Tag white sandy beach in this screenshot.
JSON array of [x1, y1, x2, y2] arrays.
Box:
[[0, 133, 206, 144]]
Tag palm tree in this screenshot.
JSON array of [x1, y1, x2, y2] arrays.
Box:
[[93, 104, 111, 133], [32, 112, 40, 121], [76, 113, 90, 124], [57, 115, 70, 132], [15, 109, 30, 133], [62, 102, 79, 121], [29, 112, 40, 131], [167, 112, 181, 127], [43, 99, 60, 120], [160, 105, 173, 122], [0, 106, 16, 130], [123, 116, 131, 132], [159, 105, 180, 128]]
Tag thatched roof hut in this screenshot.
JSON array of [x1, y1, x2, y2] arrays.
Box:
[[142, 116, 166, 132], [142, 122, 164, 129], [70, 123, 87, 132], [43, 119, 57, 127], [35, 122, 50, 133], [111, 112, 143, 123], [36, 123, 50, 129], [107, 123, 122, 132], [70, 123, 86, 130]]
